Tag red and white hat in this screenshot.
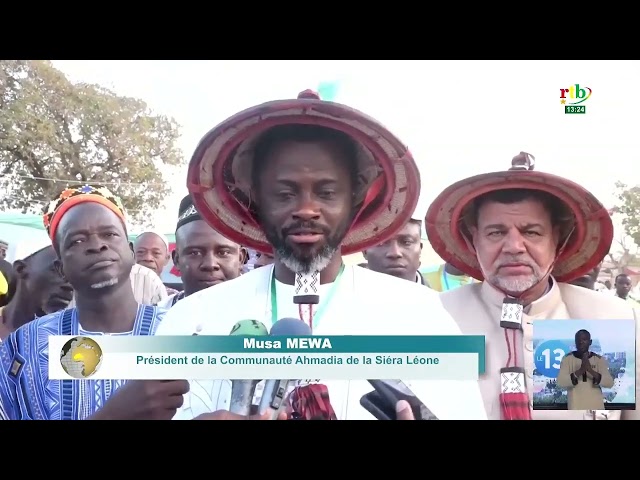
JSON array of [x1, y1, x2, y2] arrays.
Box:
[[425, 152, 614, 282], [186, 90, 421, 255]]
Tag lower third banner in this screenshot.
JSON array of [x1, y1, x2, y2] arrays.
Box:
[[48, 335, 485, 381]]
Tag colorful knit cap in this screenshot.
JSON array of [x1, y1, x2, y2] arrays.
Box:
[[43, 185, 126, 242]]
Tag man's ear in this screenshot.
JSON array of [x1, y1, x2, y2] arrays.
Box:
[[13, 260, 28, 280], [171, 249, 179, 271], [53, 259, 68, 281], [129, 242, 134, 254], [240, 247, 249, 265]]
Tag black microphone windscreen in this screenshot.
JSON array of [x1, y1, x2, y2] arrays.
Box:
[[270, 318, 313, 336]]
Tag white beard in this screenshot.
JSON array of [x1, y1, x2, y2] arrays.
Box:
[[490, 275, 539, 294], [279, 247, 335, 275]]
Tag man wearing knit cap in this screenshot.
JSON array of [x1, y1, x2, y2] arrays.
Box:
[[155, 90, 486, 421], [363, 217, 427, 285], [425, 152, 639, 420], [0, 185, 188, 420], [157, 195, 247, 309]]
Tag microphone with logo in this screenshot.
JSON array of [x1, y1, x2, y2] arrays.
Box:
[[228, 320, 269, 416], [258, 318, 312, 419]]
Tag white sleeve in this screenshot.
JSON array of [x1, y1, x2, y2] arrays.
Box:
[[153, 276, 168, 303], [411, 288, 465, 336], [154, 297, 235, 420], [154, 299, 196, 336], [172, 380, 233, 420]]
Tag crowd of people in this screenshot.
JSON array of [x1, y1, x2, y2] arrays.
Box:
[[0, 89, 638, 420]]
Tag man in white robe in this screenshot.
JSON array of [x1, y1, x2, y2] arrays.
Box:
[[425, 151, 639, 420], [156, 89, 487, 420]]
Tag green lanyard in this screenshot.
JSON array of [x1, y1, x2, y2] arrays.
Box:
[[270, 264, 346, 331]]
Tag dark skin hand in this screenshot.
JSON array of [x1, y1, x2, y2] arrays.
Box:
[[575, 352, 596, 377], [89, 380, 190, 420], [581, 353, 601, 383]]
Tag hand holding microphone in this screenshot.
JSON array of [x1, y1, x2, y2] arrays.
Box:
[[194, 318, 299, 421], [214, 319, 420, 421], [213, 318, 417, 421]]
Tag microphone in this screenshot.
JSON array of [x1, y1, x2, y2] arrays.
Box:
[[228, 320, 269, 416], [259, 318, 313, 419]]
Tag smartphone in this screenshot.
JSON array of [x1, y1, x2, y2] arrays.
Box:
[[361, 380, 439, 420], [360, 390, 395, 420]]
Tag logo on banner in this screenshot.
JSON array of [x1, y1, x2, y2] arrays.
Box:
[[60, 336, 103, 379]]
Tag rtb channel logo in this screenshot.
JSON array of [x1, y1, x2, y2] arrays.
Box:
[[560, 83, 592, 115]]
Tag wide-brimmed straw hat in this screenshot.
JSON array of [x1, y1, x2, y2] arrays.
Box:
[[186, 89, 421, 255], [425, 152, 613, 282]]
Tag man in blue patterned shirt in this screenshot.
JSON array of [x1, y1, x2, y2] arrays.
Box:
[[0, 185, 187, 420]]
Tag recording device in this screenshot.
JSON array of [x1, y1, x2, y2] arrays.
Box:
[[259, 318, 312, 419], [360, 380, 439, 420], [229, 320, 269, 416]]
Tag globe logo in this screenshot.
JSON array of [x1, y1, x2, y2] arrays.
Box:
[[60, 336, 104, 379]]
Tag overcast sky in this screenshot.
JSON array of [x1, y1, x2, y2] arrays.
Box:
[[51, 60, 640, 261]]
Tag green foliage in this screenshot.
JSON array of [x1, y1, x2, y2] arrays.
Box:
[[0, 60, 185, 225], [614, 181, 640, 248]]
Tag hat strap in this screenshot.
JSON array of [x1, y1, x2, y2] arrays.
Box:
[[349, 175, 385, 231]]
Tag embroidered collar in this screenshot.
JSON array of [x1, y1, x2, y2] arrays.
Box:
[[480, 276, 559, 316]]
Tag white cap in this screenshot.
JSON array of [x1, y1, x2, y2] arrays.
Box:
[[136, 229, 169, 250], [7, 236, 53, 263]]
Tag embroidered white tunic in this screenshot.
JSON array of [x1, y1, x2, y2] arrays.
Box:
[[155, 264, 488, 420]]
